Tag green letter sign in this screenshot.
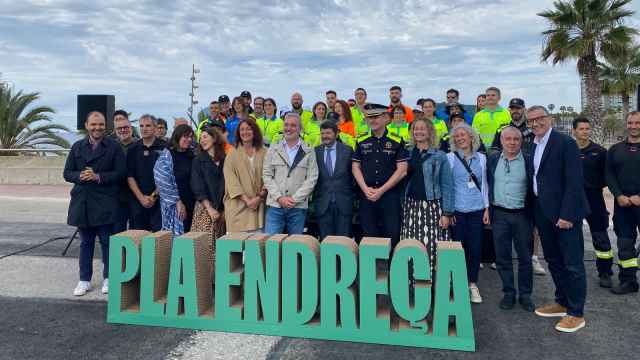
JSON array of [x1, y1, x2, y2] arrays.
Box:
[[108, 231, 475, 351]]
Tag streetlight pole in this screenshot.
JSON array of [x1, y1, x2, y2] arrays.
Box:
[[188, 64, 200, 127]]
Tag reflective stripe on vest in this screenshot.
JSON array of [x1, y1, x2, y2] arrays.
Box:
[[619, 258, 639, 268], [595, 249, 614, 260]]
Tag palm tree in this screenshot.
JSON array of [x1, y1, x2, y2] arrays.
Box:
[[599, 43, 640, 121], [0, 86, 70, 154], [538, 0, 637, 141]]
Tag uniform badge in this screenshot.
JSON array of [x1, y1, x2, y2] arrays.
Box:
[[385, 142, 393, 149], [144, 150, 150, 156]]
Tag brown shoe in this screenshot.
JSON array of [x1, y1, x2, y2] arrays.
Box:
[[534, 303, 567, 318], [555, 316, 586, 333]]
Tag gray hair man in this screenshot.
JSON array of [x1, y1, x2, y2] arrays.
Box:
[[262, 112, 318, 235], [487, 126, 536, 312]]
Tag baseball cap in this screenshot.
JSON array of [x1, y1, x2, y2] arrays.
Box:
[[218, 95, 230, 103], [509, 98, 525, 108], [240, 91, 251, 98]]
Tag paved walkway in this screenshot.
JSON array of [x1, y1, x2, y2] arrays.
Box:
[[0, 185, 637, 360]]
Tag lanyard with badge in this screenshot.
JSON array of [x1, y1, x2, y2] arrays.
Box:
[[454, 152, 481, 190]]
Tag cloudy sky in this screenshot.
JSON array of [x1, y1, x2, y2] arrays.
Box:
[[1, 0, 639, 130]]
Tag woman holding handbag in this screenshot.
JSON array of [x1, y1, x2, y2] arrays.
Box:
[[447, 123, 490, 304], [191, 126, 226, 257]]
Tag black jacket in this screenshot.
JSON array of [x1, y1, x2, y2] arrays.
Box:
[[579, 141, 607, 190], [487, 150, 535, 219], [533, 130, 590, 223], [313, 142, 354, 217], [190, 153, 225, 211], [64, 136, 126, 227]]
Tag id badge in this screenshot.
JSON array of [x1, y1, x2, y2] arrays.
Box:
[[467, 181, 476, 189]]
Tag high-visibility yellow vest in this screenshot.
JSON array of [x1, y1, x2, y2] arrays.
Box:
[[432, 117, 448, 143], [386, 121, 411, 144], [256, 116, 284, 146], [351, 106, 369, 137], [472, 106, 512, 147]]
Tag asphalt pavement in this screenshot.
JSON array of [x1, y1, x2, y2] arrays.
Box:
[[1, 185, 639, 359]]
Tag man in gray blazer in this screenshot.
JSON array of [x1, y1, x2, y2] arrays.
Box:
[[314, 121, 354, 240]]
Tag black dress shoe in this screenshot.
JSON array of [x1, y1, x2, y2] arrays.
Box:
[[599, 274, 613, 288], [499, 295, 515, 310], [519, 297, 535, 312], [610, 281, 639, 295]]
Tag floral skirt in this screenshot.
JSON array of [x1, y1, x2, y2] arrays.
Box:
[[400, 197, 450, 275], [191, 201, 226, 277]]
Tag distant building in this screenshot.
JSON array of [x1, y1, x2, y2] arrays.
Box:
[[580, 76, 639, 120]]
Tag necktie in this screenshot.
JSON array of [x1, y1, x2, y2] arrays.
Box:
[[325, 147, 333, 177]]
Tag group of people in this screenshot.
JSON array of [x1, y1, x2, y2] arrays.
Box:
[[63, 85, 640, 335]]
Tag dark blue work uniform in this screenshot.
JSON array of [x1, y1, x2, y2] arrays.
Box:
[[352, 130, 409, 247], [579, 141, 613, 276]]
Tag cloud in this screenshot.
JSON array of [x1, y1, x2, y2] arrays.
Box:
[[1, 0, 638, 130]]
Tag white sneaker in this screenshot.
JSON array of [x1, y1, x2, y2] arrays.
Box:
[[469, 284, 483, 304], [479, 263, 484, 270], [532, 256, 547, 276], [101, 279, 109, 294], [73, 281, 91, 296], [490, 262, 497, 270]]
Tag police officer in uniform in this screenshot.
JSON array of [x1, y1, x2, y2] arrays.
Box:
[[573, 117, 613, 288], [352, 104, 409, 247]]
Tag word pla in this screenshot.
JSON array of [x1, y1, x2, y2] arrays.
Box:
[[108, 231, 475, 351]]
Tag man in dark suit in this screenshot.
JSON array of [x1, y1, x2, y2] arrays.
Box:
[[527, 105, 589, 333], [313, 121, 354, 240], [64, 111, 126, 297]]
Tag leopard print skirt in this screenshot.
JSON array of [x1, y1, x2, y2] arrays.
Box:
[[191, 201, 226, 276]]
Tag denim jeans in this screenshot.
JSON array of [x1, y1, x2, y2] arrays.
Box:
[[265, 207, 307, 235], [492, 208, 533, 298], [452, 210, 484, 283], [535, 199, 586, 317], [79, 224, 112, 281]]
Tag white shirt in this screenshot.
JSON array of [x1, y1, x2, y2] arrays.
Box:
[[533, 127, 552, 196], [283, 139, 302, 166]]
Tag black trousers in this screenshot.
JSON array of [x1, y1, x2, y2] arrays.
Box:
[[359, 191, 401, 248], [317, 203, 352, 241], [492, 208, 533, 298], [584, 188, 613, 275], [612, 203, 640, 283], [130, 201, 162, 232]]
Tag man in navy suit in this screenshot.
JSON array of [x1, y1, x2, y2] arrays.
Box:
[[313, 121, 354, 240], [526, 105, 589, 333]]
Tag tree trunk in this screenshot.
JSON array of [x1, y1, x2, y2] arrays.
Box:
[[582, 57, 605, 143], [622, 93, 630, 125]]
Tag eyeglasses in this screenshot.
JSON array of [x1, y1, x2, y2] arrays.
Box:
[[116, 126, 131, 131], [528, 115, 549, 123]]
